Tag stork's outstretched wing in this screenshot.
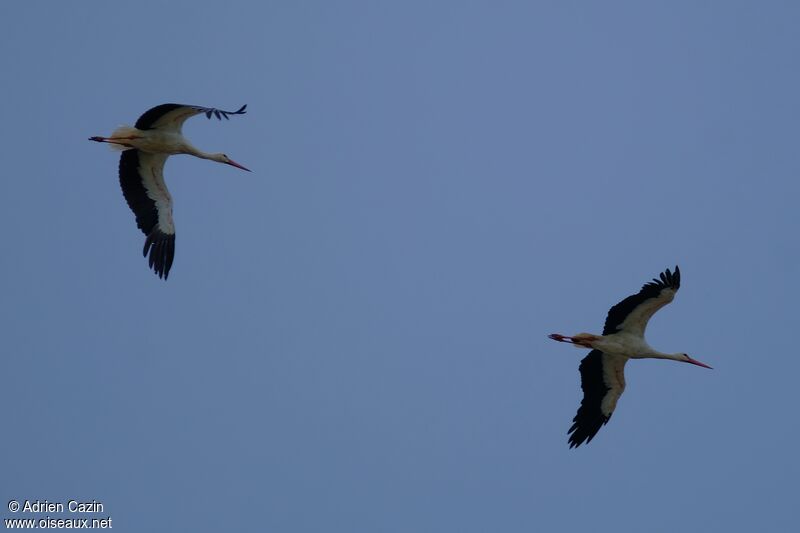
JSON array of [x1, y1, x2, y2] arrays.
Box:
[[568, 350, 627, 448], [134, 103, 247, 132], [602, 266, 681, 337], [119, 150, 175, 279]]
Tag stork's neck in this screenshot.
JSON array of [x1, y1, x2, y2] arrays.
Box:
[[641, 350, 684, 362], [182, 143, 220, 161]]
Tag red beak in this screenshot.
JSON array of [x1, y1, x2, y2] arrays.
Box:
[[226, 158, 251, 172], [685, 355, 713, 369]]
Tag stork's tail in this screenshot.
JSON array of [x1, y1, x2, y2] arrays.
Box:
[[548, 333, 598, 348], [89, 125, 139, 151]]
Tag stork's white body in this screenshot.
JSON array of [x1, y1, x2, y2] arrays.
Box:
[[549, 266, 712, 448], [90, 103, 250, 279], [108, 127, 185, 154], [576, 333, 674, 361]]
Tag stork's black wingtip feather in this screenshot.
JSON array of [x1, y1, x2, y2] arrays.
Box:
[[200, 104, 248, 121], [142, 230, 175, 280], [567, 434, 587, 449]]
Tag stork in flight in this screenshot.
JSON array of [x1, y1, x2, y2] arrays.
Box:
[[549, 266, 712, 448], [90, 103, 250, 279]]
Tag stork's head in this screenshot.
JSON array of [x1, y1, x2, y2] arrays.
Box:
[[680, 353, 713, 369], [215, 153, 251, 172]]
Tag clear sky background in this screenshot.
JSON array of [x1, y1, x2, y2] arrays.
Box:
[[1, 1, 798, 531]]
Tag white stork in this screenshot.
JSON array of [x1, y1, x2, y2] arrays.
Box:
[[548, 266, 712, 448], [90, 103, 250, 279]]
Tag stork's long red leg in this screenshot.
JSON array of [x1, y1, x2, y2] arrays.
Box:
[[548, 333, 576, 343], [89, 135, 141, 143], [89, 135, 140, 148]]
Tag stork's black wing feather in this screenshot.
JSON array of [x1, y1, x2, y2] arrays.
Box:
[[602, 266, 681, 335], [135, 104, 185, 130], [568, 350, 612, 448], [143, 230, 175, 280], [118, 150, 175, 280], [568, 350, 627, 448], [134, 103, 247, 130], [119, 150, 158, 235]]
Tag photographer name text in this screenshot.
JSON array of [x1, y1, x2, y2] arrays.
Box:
[[10, 500, 103, 514]]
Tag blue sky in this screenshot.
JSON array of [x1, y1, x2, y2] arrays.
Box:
[[1, 1, 799, 531]]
